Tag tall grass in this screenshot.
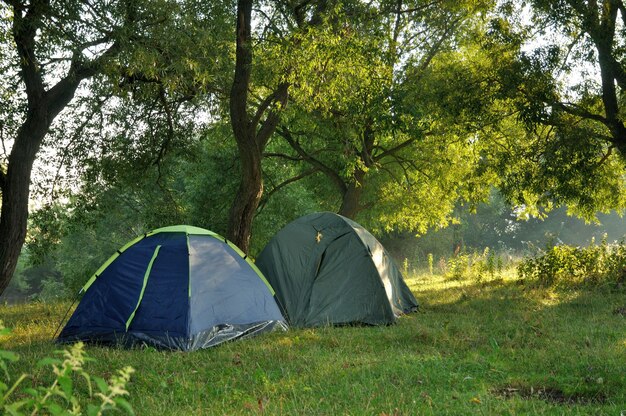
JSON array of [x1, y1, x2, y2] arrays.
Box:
[[518, 237, 626, 288], [1, 268, 625, 415]]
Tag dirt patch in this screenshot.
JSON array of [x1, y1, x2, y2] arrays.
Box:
[[613, 307, 626, 316], [493, 385, 607, 405]]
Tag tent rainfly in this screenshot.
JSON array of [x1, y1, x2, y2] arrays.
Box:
[[256, 212, 418, 327], [57, 225, 287, 350]]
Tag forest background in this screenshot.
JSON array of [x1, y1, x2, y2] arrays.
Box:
[[3, 0, 626, 302]]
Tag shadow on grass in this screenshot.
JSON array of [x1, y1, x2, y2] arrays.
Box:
[[406, 276, 626, 407], [413, 274, 625, 321], [492, 384, 608, 405]]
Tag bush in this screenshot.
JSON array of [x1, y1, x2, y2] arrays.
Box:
[[517, 237, 626, 288], [443, 247, 507, 281], [0, 321, 134, 415]]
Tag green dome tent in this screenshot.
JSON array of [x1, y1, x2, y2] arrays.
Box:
[[58, 225, 287, 350], [256, 212, 418, 327]]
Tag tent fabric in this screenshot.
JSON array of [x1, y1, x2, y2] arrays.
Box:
[[256, 212, 418, 327], [58, 225, 287, 351]]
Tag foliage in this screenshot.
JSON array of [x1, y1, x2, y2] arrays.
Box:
[[443, 247, 506, 282], [482, 1, 626, 216], [518, 237, 626, 288], [15, 120, 321, 296], [1, 254, 31, 301], [0, 0, 234, 296], [17, 122, 319, 295], [0, 321, 134, 415], [8, 0, 626, 300], [381, 188, 626, 270], [263, 0, 497, 232], [1, 250, 63, 303], [23, 126, 228, 294]]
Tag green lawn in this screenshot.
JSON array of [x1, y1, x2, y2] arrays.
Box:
[[2, 272, 625, 415]]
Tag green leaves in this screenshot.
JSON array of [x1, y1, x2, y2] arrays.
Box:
[[0, 323, 17, 382], [0, 335, 134, 416], [518, 237, 626, 288], [276, 20, 390, 116], [483, 0, 626, 215], [259, 0, 500, 233]]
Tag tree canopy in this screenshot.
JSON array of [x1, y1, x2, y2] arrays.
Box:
[[484, 0, 626, 216], [2, 0, 626, 297]]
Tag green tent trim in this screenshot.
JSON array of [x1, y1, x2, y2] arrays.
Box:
[[80, 226, 274, 295], [125, 245, 161, 330]]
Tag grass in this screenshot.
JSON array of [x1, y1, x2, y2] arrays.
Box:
[[2, 270, 625, 415]]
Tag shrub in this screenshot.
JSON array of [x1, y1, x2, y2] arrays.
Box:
[[447, 253, 470, 280], [443, 248, 507, 281], [517, 237, 626, 288], [0, 321, 134, 415]]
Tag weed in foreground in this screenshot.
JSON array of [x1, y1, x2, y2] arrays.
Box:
[[1, 320, 134, 415]]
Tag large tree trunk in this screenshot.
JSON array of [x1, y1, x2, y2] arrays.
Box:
[[338, 169, 365, 219], [227, 143, 263, 253], [227, 0, 288, 253], [338, 123, 375, 219], [227, 0, 256, 252], [0, 113, 50, 294]]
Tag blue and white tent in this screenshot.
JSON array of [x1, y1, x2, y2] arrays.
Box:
[[58, 225, 287, 350]]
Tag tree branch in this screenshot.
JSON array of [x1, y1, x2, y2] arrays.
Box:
[[46, 40, 122, 119], [373, 137, 417, 162], [258, 167, 319, 215], [377, 164, 405, 187], [256, 82, 289, 150], [12, 0, 47, 105], [251, 85, 284, 132], [47, 94, 110, 199], [152, 85, 175, 173], [361, 121, 376, 168], [292, 0, 314, 27], [230, 0, 253, 147], [595, 144, 616, 168], [397, 0, 441, 15], [278, 127, 348, 195], [551, 101, 608, 124]]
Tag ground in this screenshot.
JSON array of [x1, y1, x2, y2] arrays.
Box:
[[1, 271, 625, 415]]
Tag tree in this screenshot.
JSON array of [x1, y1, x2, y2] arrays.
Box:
[[0, 0, 135, 294], [227, 0, 338, 252], [228, 0, 285, 252], [263, 0, 496, 232], [487, 0, 626, 216], [0, 0, 235, 295]]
